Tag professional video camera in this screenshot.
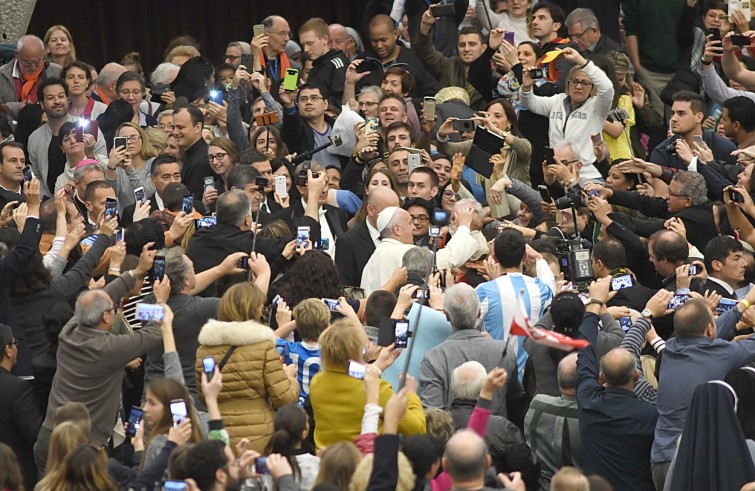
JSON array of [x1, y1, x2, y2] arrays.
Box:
[[556, 237, 594, 291]]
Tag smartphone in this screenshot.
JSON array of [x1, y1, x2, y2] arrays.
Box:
[[296, 226, 310, 248], [238, 256, 250, 270], [23, 165, 33, 182], [543, 146, 555, 164], [283, 68, 299, 91], [254, 111, 280, 127], [433, 208, 449, 225], [365, 116, 380, 134], [202, 356, 216, 381], [75, 124, 86, 142], [408, 153, 421, 172], [323, 298, 340, 311], [452, 119, 478, 132], [588, 189, 600, 197], [610, 274, 633, 291], [274, 175, 288, 198], [530, 67, 548, 79], [716, 298, 739, 315], [394, 319, 409, 348], [729, 188, 746, 204], [151, 83, 170, 104], [113, 136, 128, 150], [619, 316, 633, 333], [133, 186, 146, 205], [423, 97, 436, 121], [693, 134, 704, 146], [105, 198, 117, 218], [709, 27, 721, 42], [136, 303, 165, 321], [429, 225, 442, 237], [239, 54, 254, 71], [204, 176, 215, 192], [591, 133, 603, 146], [731, 34, 752, 46], [253, 24, 265, 38], [689, 264, 699, 275], [209, 90, 223, 105], [127, 406, 143, 437], [503, 31, 515, 45], [347, 359, 366, 379], [182, 194, 194, 215], [730, 0, 752, 22], [668, 294, 690, 310], [170, 399, 188, 427], [413, 288, 429, 300], [272, 295, 282, 307], [430, 3, 456, 17], [164, 481, 188, 491], [255, 456, 269, 475], [538, 184, 552, 202], [151, 255, 166, 282], [356, 57, 382, 74], [196, 216, 217, 229], [115, 228, 124, 242], [317, 237, 330, 251]]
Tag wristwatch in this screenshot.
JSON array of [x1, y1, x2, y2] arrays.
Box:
[[641, 308, 653, 319], [588, 298, 604, 306]]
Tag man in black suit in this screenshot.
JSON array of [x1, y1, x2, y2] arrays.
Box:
[[239, 149, 283, 216], [225, 165, 275, 226], [187, 174, 327, 295], [172, 105, 215, 197], [335, 186, 400, 287], [591, 238, 654, 313], [272, 161, 348, 258], [0, 324, 43, 491], [603, 171, 717, 251], [120, 155, 205, 228], [703, 235, 746, 300]]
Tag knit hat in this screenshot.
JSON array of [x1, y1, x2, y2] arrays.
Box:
[[376, 206, 399, 234], [285, 40, 302, 60]]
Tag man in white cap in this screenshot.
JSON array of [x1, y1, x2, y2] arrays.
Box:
[[360, 205, 479, 295]]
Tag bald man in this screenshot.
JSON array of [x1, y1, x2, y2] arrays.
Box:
[[443, 430, 527, 490], [356, 14, 440, 99], [335, 186, 400, 287], [328, 23, 350, 57], [577, 276, 658, 491], [93, 62, 127, 105], [0, 35, 62, 115]]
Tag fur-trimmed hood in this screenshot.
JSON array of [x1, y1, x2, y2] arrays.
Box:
[[198, 319, 276, 347]]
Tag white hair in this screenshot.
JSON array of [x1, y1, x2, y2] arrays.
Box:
[[451, 361, 487, 401], [150, 62, 180, 85], [17, 35, 44, 51]]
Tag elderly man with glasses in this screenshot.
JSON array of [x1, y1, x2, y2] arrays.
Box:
[[0, 35, 62, 117]]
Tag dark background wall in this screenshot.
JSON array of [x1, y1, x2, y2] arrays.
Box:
[[27, 1, 365, 75]]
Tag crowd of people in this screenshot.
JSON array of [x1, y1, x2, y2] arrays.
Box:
[[4, 0, 755, 490]]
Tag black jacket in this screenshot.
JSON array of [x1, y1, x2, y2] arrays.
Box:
[[649, 132, 737, 170], [0, 367, 42, 491], [0, 186, 23, 210], [279, 109, 349, 168], [608, 189, 718, 251], [272, 200, 348, 243], [180, 138, 215, 198], [307, 49, 349, 106], [450, 397, 541, 489], [703, 277, 738, 300], [356, 42, 441, 99], [335, 220, 376, 287], [120, 195, 206, 229]]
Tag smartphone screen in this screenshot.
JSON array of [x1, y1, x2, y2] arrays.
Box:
[[323, 298, 340, 311], [394, 320, 409, 348], [105, 198, 117, 218], [196, 216, 217, 229], [716, 298, 739, 315], [347, 360, 366, 379], [133, 186, 146, 205], [203, 356, 216, 381], [135, 304, 165, 322], [127, 407, 143, 437], [164, 481, 188, 491], [182, 194, 193, 215], [610, 274, 633, 291], [619, 316, 633, 332], [151, 256, 166, 282], [504, 31, 515, 45], [296, 226, 310, 247], [170, 400, 188, 427], [668, 294, 690, 310], [23, 165, 33, 182]]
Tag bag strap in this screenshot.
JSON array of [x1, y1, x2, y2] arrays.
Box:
[[218, 346, 237, 371]]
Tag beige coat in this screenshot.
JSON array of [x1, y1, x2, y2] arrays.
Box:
[[196, 319, 299, 452]]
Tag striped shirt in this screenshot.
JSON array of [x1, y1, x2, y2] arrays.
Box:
[[276, 339, 321, 407], [476, 259, 555, 378]]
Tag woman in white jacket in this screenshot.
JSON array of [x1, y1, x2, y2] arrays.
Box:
[[519, 47, 614, 182]]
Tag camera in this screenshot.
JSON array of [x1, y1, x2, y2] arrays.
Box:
[[607, 108, 630, 124], [452, 119, 478, 132], [255, 176, 269, 189], [556, 238, 593, 290], [554, 186, 585, 210], [665, 141, 678, 154], [729, 188, 745, 204], [529, 67, 549, 79], [296, 161, 320, 185]]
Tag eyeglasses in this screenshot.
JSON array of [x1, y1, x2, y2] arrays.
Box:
[[119, 89, 143, 97], [443, 190, 460, 199], [208, 152, 228, 162], [122, 135, 141, 143], [568, 79, 593, 88], [668, 191, 689, 199], [569, 28, 593, 40], [266, 30, 291, 38], [225, 54, 241, 61], [359, 101, 378, 107], [105, 305, 117, 314], [410, 214, 429, 223], [298, 95, 323, 103]]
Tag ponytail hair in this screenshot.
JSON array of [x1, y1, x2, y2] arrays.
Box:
[[265, 404, 308, 482]]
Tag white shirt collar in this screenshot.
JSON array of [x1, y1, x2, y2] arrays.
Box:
[[707, 276, 735, 295], [366, 220, 380, 242], [155, 193, 165, 211]]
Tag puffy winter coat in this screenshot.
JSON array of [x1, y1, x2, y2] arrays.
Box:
[[196, 319, 299, 452]]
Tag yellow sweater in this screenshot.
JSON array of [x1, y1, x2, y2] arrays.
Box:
[[602, 94, 635, 161], [309, 369, 426, 450]]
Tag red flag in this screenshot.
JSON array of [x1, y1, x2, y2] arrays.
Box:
[[509, 291, 590, 352]]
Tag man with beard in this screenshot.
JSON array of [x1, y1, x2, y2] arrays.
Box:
[[28, 78, 107, 198]]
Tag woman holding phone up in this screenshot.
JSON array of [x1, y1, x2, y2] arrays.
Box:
[[519, 47, 614, 183]]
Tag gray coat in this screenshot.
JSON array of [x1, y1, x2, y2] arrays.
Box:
[[419, 328, 518, 417]]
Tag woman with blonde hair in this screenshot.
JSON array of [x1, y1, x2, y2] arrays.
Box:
[[106, 122, 160, 207], [44, 25, 76, 66], [313, 441, 363, 489], [44, 444, 118, 491], [34, 422, 88, 491], [196, 282, 299, 452], [309, 318, 426, 450]]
